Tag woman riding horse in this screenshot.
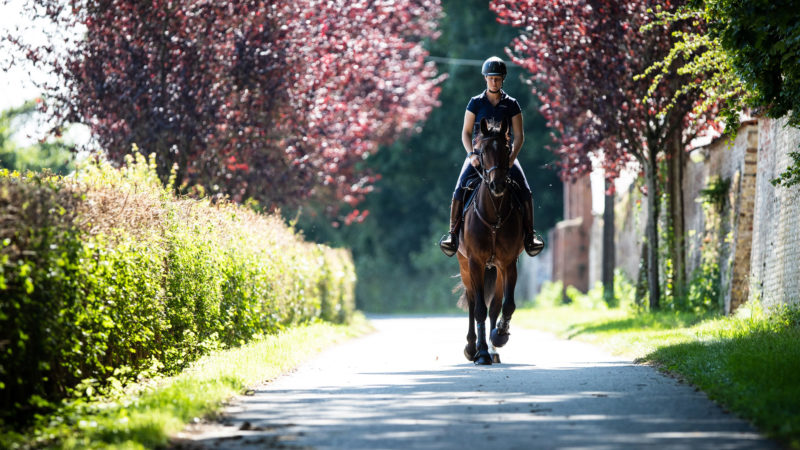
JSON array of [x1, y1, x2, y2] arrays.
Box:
[[439, 56, 543, 257]]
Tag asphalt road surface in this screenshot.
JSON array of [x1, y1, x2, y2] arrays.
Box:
[[174, 316, 776, 449]]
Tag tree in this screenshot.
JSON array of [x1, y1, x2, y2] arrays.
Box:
[[0, 101, 74, 175], [293, 0, 564, 312], [2, 0, 443, 210], [490, 0, 721, 308]]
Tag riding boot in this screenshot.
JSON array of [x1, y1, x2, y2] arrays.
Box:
[[439, 197, 464, 257], [522, 195, 544, 257]]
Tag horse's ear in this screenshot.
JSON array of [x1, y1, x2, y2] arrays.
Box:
[[500, 118, 508, 136], [480, 118, 489, 136]]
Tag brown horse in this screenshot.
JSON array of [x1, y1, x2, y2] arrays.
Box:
[[457, 118, 524, 365]]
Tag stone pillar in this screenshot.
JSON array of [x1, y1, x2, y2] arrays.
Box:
[[552, 174, 593, 294]]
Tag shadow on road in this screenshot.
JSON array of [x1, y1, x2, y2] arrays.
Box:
[[177, 360, 773, 449]]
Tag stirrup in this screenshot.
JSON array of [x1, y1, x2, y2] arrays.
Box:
[[439, 232, 458, 257], [524, 231, 544, 257]]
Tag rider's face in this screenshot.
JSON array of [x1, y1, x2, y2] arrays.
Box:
[[485, 75, 503, 93]]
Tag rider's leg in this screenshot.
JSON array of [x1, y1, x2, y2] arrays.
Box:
[[440, 158, 475, 257], [510, 161, 544, 257]]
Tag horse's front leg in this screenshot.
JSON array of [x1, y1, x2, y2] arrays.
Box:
[[491, 261, 517, 348], [470, 261, 492, 365], [464, 295, 476, 361], [488, 273, 503, 364]]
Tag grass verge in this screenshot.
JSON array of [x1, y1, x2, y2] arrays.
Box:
[[2, 315, 371, 449], [515, 303, 800, 448]]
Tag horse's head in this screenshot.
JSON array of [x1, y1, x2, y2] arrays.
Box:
[[478, 118, 511, 197]]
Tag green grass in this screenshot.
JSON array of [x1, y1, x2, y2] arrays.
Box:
[[515, 303, 800, 448], [1, 316, 371, 449]]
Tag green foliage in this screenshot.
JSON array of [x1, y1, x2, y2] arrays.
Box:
[[684, 176, 729, 313], [641, 2, 800, 189], [533, 280, 564, 308], [561, 272, 636, 311], [0, 102, 75, 175], [698, 175, 730, 211], [704, 0, 800, 128], [0, 320, 368, 449], [771, 151, 800, 188], [0, 153, 355, 430], [637, 6, 751, 135]]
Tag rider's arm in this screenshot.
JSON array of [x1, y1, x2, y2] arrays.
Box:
[[510, 112, 524, 166], [462, 110, 479, 165]]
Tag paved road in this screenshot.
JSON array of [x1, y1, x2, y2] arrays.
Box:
[[174, 316, 776, 449]]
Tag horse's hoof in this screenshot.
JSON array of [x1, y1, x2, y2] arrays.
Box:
[[492, 353, 501, 364], [490, 328, 510, 348], [464, 344, 477, 361], [474, 350, 492, 366]]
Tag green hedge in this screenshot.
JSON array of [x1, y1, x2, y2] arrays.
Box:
[[0, 154, 355, 427]]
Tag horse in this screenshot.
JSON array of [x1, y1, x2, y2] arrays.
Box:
[[457, 117, 525, 366]]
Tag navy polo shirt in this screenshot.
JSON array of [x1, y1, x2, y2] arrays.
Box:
[[466, 90, 522, 146]]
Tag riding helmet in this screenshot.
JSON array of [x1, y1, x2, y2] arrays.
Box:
[[481, 56, 507, 78]]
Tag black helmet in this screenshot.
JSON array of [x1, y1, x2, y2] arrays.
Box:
[[481, 56, 507, 77]]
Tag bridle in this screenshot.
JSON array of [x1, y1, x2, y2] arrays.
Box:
[[471, 133, 515, 268]]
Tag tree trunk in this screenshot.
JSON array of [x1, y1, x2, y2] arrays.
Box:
[[644, 150, 661, 310], [635, 241, 649, 307], [602, 178, 616, 306], [667, 131, 687, 306]]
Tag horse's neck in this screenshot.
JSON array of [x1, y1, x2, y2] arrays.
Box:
[[475, 183, 508, 224]]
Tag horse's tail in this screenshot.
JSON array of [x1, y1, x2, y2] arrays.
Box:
[[453, 275, 468, 311], [454, 267, 497, 310]]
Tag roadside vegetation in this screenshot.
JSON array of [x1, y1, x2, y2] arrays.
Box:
[[1, 318, 370, 449], [516, 277, 800, 449], [0, 153, 358, 448]]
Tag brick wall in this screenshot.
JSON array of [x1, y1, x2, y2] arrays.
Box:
[[750, 118, 800, 309]]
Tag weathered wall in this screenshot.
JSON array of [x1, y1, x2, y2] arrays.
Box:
[[683, 122, 757, 314], [750, 118, 800, 309]]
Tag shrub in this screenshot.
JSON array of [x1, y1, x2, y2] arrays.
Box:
[[0, 154, 355, 428]]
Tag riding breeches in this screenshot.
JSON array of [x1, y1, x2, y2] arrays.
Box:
[[452, 158, 532, 200]]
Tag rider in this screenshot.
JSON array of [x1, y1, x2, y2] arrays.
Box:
[[439, 56, 543, 257]]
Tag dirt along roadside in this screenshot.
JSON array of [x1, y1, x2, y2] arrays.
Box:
[[172, 316, 776, 449]]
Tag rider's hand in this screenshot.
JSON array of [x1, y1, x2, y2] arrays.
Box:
[[470, 155, 480, 167]]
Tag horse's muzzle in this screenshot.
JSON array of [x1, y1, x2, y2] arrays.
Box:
[[489, 179, 507, 197]]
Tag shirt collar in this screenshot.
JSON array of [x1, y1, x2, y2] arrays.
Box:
[[482, 89, 508, 101]]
